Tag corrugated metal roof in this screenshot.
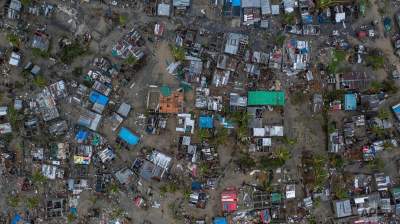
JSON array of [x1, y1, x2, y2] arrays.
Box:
[[247, 91, 285, 106], [241, 0, 261, 8], [173, 0, 190, 7]]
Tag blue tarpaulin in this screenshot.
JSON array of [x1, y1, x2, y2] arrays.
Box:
[[192, 181, 202, 191], [11, 214, 21, 224], [75, 130, 88, 142], [118, 127, 139, 145], [89, 91, 109, 106], [232, 0, 240, 7], [213, 217, 228, 224], [345, 93, 357, 111], [199, 116, 213, 129], [303, 15, 313, 24], [70, 207, 78, 215]]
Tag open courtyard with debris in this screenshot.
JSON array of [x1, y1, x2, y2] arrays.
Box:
[[2, 0, 400, 223]]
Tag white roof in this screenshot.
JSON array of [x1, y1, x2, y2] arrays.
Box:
[[0, 107, 7, 116], [335, 12, 346, 23], [266, 126, 284, 136], [0, 123, 12, 134], [271, 5, 280, 15], [253, 128, 265, 137], [286, 184, 296, 199], [262, 138, 272, 146], [9, 52, 20, 66]]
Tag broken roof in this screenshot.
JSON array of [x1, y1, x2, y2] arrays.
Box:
[[36, 88, 60, 122]]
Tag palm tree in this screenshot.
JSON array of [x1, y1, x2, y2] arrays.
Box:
[[213, 127, 228, 146], [274, 147, 291, 161], [197, 129, 210, 142]]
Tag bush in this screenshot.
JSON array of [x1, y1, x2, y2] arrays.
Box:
[[32, 48, 49, 58], [124, 55, 137, 65], [33, 75, 47, 88], [72, 67, 83, 77], [7, 33, 20, 47], [119, 15, 127, 26], [259, 156, 285, 170], [366, 55, 384, 70], [236, 153, 256, 170]]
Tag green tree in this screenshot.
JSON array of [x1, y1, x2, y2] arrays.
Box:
[[124, 55, 137, 65], [378, 108, 390, 120], [274, 147, 291, 161], [282, 13, 296, 24], [213, 127, 228, 146], [7, 33, 20, 47], [72, 67, 83, 77], [7, 195, 20, 207], [259, 156, 285, 170], [67, 213, 77, 223], [274, 34, 286, 46], [26, 196, 39, 209], [32, 48, 49, 58], [197, 129, 210, 142], [366, 55, 384, 70], [60, 41, 87, 64], [32, 171, 47, 186], [382, 80, 398, 94], [171, 46, 186, 61], [236, 153, 256, 170], [119, 15, 127, 26], [33, 75, 47, 88], [107, 183, 119, 194], [367, 158, 385, 171], [369, 81, 383, 93], [21, 0, 31, 6]]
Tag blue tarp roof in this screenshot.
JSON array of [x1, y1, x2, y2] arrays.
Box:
[[89, 91, 109, 106], [345, 94, 357, 111], [214, 217, 228, 224], [232, 0, 240, 6], [70, 207, 78, 215], [192, 181, 202, 191], [199, 116, 213, 129], [118, 127, 139, 145], [393, 104, 400, 113], [11, 214, 21, 224], [75, 130, 88, 142]]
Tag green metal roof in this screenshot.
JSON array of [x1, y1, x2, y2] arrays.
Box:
[[160, 86, 171, 97], [271, 193, 282, 203], [247, 91, 285, 106]]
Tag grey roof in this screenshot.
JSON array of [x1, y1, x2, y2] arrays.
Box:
[[31, 65, 41, 75], [31, 34, 49, 51], [230, 93, 247, 107], [261, 0, 271, 15], [117, 103, 131, 117], [334, 200, 352, 218], [242, 0, 261, 8], [224, 33, 247, 55], [173, 0, 190, 7], [115, 168, 134, 185]]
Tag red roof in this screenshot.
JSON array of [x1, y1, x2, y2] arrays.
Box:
[[221, 189, 238, 213]]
